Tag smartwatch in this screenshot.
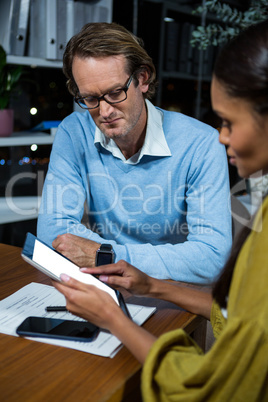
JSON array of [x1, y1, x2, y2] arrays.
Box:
[[95, 244, 115, 266]]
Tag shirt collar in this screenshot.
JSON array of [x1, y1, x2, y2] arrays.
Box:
[[94, 99, 171, 164]]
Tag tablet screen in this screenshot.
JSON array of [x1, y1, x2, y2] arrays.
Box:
[[21, 233, 119, 304]]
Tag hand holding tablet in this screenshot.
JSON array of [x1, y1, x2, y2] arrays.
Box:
[[21, 233, 130, 317]]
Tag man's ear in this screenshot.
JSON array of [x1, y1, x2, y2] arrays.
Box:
[[137, 66, 150, 94]]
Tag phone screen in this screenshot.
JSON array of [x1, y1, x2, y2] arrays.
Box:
[[16, 316, 99, 342]]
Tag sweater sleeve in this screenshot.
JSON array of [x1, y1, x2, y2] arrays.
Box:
[[141, 317, 268, 402], [210, 300, 226, 339]]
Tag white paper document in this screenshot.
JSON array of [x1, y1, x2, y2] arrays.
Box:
[[0, 282, 156, 358]]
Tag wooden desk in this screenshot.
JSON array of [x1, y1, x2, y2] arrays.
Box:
[[0, 243, 206, 402]]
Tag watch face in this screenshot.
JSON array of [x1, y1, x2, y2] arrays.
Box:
[[96, 252, 114, 266]]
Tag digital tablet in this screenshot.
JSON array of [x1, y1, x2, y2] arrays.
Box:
[[21, 232, 130, 318]]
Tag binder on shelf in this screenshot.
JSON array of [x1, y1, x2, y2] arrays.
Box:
[[164, 21, 180, 72], [20, 0, 113, 61], [71, 0, 112, 37], [28, 0, 58, 60], [73, 0, 86, 36], [0, 0, 30, 56], [186, 24, 196, 75], [178, 22, 191, 74], [192, 46, 201, 76], [63, 0, 113, 59], [10, 0, 30, 56], [28, 0, 46, 59], [202, 45, 215, 77], [0, 1, 13, 54], [95, 5, 109, 22], [46, 0, 57, 60], [66, 0, 75, 42], [88, 0, 112, 23], [57, 0, 68, 60]]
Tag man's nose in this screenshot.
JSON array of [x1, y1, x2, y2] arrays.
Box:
[[99, 99, 114, 117]]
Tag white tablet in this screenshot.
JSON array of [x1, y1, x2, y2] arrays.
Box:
[[21, 232, 130, 317]]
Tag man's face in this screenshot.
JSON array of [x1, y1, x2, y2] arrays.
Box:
[[72, 55, 149, 142]]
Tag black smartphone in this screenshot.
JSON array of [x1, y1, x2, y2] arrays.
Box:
[[16, 316, 99, 342]]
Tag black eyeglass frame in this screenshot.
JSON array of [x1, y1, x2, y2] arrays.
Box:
[[74, 74, 134, 110]]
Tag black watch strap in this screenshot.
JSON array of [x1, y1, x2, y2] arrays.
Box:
[[99, 244, 113, 251]]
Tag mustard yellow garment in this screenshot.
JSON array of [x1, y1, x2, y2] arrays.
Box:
[[141, 197, 268, 401]]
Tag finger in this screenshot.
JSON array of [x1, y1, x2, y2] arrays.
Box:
[[53, 276, 97, 307], [55, 273, 91, 292], [52, 237, 60, 248], [99, 273, 133, 291], [81, 264, 123, 276], [83, 260, 130, 274]]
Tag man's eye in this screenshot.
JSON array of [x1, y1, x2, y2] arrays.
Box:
[[85, 96, 96, 102], [108, 89, 123, 98], [110, 89, 122, 95]]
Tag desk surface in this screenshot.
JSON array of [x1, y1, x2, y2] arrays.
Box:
[[0, 243, 206, 402]]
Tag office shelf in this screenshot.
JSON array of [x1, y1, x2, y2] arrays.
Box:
[[0, 196, 41, 224], [7, 55, 62, 69], [0, 132, 55, 147]]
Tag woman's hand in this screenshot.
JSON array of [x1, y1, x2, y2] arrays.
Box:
[[52, 274, 157, 364], [80, 260, 154, 296], [81, 261, 213, 320], [80, 260, 213, 320], [53, 274, 124, 331]]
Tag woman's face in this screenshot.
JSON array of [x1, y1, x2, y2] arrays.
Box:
[[211, 77, 268, 178]]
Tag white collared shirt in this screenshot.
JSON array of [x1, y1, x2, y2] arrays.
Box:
[[94, 99, 171, 164]]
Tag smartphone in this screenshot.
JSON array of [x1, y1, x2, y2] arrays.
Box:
[[21, 233, 131, 318], [16, 316, 99, 342]]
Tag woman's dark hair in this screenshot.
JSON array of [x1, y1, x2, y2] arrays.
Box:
[[63, 22, 157, 99], [212, 19, 268, 308], [213, 19, 268, 116]]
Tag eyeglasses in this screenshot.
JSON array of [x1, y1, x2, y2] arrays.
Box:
[[74, 74, 133, 110]]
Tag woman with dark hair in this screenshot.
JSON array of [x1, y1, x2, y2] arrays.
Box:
[[53, 20, 268, 401]]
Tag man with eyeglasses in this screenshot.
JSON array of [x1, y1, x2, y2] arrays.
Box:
[[37, 22, 232, 284]]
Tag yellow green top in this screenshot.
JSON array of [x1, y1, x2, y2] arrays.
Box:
[[142, 196, 268, 401]]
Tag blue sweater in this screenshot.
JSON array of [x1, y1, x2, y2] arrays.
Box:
[[37, 108, 232, 283]]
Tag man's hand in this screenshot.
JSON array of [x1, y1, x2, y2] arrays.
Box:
[[81, 260, 154, 296], [52, 233, 100, 267]]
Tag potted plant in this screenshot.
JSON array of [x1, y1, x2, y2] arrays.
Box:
[[0, 45, 23, 137]]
